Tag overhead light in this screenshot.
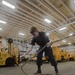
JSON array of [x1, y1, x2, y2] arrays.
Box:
[[62, 40, 66, 42], [74, 0, 75, 3], [44, 19, 51, 23], [68, 43, 71, 45], [0, 28, 2, 30], [2, 0, 15, 9], [69, 33, 73, 36], [46, 32, 49, 36], [19, 33, 25, 36], [0, 20, 6, 24], [58, 44, 60, 46], [59, 27, 67, 31]]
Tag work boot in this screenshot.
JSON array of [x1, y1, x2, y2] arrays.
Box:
[[54, 65, 60, 75], [56, 72, 60, 75], [34, 70, 42, 74]]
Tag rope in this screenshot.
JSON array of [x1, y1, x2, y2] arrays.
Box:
[[21, 33, 75, 75]]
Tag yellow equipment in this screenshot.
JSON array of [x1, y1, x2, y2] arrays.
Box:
[[0, 38, 19, 66], [33, 47, 62, 62], [73, 55, 75, 60], [63, 51, 69, 61], [69, 54, 75, 61], [31, 46, 70, 62], [73, 54, 75, 60], [61, 51, 66, 61], [31, 55, 46, 61], [52, 47, 61, 61], [61, 51, 69, 61]]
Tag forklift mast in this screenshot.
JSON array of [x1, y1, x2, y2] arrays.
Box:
[[8, 38, 15, 56]]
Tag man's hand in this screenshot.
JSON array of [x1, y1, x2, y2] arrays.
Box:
[[25, 45, 33, 55], [47, 42, 52, 47], [20, 45, 33, 58], [25, 52, 29, 55]]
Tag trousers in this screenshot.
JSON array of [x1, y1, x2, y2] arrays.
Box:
[[36, 46, 57, 66]]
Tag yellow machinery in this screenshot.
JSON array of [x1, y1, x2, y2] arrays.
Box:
[[44, 47, 70, 62], [61, 51, 65, 61], [31, 47, 64, 62], [46, 47, 69, 62], [61, 51, 69, 61], [73, 54, 75, 60], [31, 47, 62, 62], [0, 38, 19, 66], [63, 51, 69, 61], [52, 47, 61, 61], [31, 55, 46, 61], [69, 54, 75, 61], [31, 46, 70, 62]]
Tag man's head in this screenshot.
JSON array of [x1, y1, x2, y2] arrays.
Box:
[[30, 27, 39, 38]]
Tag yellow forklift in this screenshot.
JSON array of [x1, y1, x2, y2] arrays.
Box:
[[0, 38, 20, 66], [69, 53, 75, 61], [52, 46, 62, 61]]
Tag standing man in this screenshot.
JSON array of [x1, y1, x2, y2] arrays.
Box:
[[25, 27, 60, 75]]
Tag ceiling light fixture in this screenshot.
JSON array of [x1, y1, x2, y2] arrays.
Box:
[[44, 19, 51, 23], [19, 33, 25, 36], [58, 44, 60, 46], [46, 32, 49, 36], [59, 27, 67, 31], [69, 33, 73, 36], [62, 40, 66, 42], [0, 28, 2, 30], [0, 20, 6, 24], [68, 43, 71, 45], [2, 0, 15, 9]]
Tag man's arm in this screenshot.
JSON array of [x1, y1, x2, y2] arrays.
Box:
[[25, 37, 35, 55], [20, 45, 33, 59], [25, 45, 33, 55]]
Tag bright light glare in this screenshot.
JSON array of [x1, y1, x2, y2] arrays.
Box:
[[0, 28, 2, 30], [0, 20, 6, 24], [46, 32, 49, 36], [44, 19, 51, 23], [69, 33, 73, 36], [2, 0, 15, 9], [19, 33, 25, 36], [58, 44, 60, 46], [59, 27, 67, 31], [68, 43, 71, 45], [62, 40, 66, 42]]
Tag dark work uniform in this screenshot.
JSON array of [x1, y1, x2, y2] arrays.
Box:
[[31, 32, 57, 66]]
